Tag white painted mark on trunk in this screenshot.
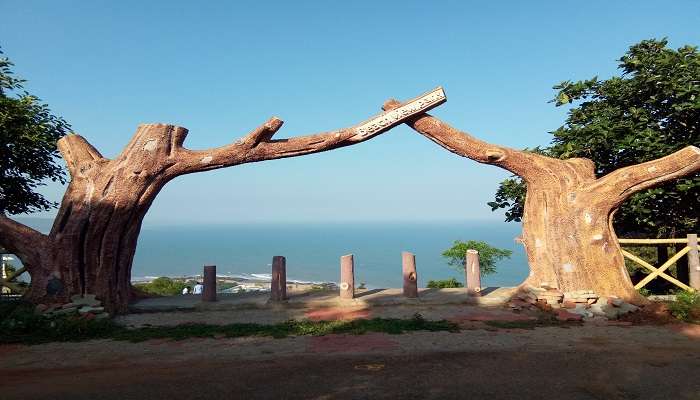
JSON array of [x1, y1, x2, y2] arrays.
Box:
[[647, 166, 657, 172], [143, 139, 158, 151], [562, 263, 574, 273], [200, 156, 213, 164], [535, 239, 543, 248], [592, 233, 603, 241], [584, 213, 593, 224]]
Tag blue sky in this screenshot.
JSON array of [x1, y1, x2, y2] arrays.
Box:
[[2, 1, 699, 224]]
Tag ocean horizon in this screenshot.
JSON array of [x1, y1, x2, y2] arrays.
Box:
[[11, 219, 530, 289]]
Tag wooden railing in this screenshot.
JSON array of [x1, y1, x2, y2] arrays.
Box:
[[619, 234, 700, 292]]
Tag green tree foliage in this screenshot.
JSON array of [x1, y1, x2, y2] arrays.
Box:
[[441, 240, 512, 275], [134, 277, 187, 296], [489, 39, 699, 237], [426, 278, 463, 288], [0, 48, 71, 215]]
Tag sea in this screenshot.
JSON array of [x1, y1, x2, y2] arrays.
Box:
[[10, 219, 529, 288], [131, 221, 529, 288]]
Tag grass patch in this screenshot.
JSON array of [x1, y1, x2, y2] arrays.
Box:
[[668, 290, 700, 322], [483, 316, 569, 330], [0, 302, 460, 345]]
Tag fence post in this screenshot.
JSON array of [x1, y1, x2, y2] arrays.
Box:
[[688, 234, 700, 291], [402, 251, 418, 298], [340, 254, 355, 299], [465, 249, 481, 296], [203, 265, 217, 302], [271, 256, 287, 301]]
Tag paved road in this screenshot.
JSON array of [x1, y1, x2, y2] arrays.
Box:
[[2, 324, 699, 400]]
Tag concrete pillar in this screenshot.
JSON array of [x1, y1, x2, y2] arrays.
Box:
[[688, 234, 700, 290], [402, 251, 418, 298], [465, 250, 481, 296], [340, 254, 355, 299], [203, 265, 217, 302], [271, 256, 287, 301]]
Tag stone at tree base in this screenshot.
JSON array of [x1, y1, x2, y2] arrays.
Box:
[[556, 309, 583, 321], [70, 294, 101, 307], [50, 306, 78, 316], [618, 303, 639, 314], [609, 297, 624, 307], [34, 304, 48, 314], [78, 306, 105, 314], [589, 302, 620, 320]]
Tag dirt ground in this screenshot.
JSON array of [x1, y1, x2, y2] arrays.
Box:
[[1, 305, 699, 399]]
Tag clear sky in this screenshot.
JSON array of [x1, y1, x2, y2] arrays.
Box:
[[2, 1, 699, 224]]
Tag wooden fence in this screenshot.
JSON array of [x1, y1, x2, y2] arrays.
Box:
[[619, 234, 700, 292]]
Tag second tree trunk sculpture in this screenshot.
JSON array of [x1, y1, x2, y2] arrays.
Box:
[[384, 99, 700, 303]]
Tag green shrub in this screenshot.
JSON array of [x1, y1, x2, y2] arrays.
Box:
[[442, 240, 512, 275], [668, 290, 700, 322], [134, 277, 187, 296], [427, 278, 464, 288]]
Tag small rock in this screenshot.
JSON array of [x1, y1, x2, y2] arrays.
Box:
[[609, 298, 624, 307], [34, 304, 48, 314], [618, 302, 639, 315], [51, 306, 78, 316], [556, 309, 583, 321], [562, 301, 576, 309], [590, 303, 619, 319], [94, 313, 110, 320], [61, 302, 79, 309], [70, 294, 101, 307], [78, 306, 105, 314]]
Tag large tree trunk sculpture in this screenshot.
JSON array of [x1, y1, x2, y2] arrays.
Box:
[[0, 87, 446, 314], [384, 99, 700, 304]]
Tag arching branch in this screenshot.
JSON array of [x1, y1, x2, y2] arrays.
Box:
[[173, 87, 447, 174], [382, 99, 579, 182], [588, 145, 700, 207]]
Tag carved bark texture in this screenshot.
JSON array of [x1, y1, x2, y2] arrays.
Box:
[[0, 113, 400, 313], [384, 99, 700, 303]]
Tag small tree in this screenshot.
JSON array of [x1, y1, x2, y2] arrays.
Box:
[[442, 240, 512, 275], [0, 49, 71, 215]]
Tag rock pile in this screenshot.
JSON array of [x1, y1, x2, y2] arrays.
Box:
[[509, 286, 639, 321], [35, 294, 109, 320]]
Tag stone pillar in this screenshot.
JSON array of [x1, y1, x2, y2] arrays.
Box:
[[402, 251, 418, 298], [203, 265, 217, 302], [271, 256, 287, 301], [465, 249, 481, 296], [340, 254, 355, 299], [688, 234, 700, 290]]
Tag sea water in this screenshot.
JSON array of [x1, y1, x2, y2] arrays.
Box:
[[131, 221, 529, 288]]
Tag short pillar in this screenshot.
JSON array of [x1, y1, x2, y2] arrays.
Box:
[[271, 256, 287, 301], [203, 265, 217, 302], [402, 251, 418, 298], [688, 234, 700, 290], [465, 249, 481, 296], [340, 254, 355, 299]]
